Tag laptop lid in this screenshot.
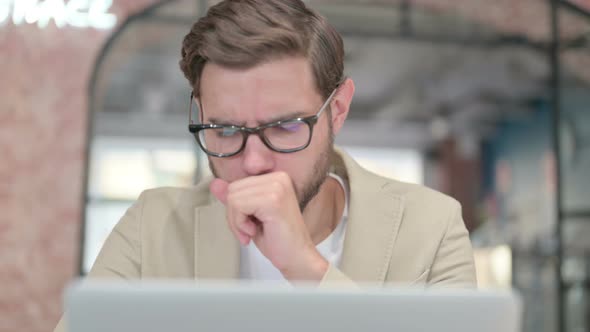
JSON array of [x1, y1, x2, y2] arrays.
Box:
[[65, 280, 521, 332]]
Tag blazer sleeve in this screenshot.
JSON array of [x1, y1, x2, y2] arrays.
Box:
[[53, 192, 146, 332], [317, 264, 359, 289], [85, 191, 145, 279], [428, 200, 477, 287]]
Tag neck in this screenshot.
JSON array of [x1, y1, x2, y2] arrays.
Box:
[[302, 175, 345, 245]]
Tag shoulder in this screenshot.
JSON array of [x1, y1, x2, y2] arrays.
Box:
[[336, 147, 459, 218], [394, 178, 459, 223], [385, 179, 460, 213], [138, 178, 214, 210], [367, 172, 462, 233], [130, 178, 216, 229]]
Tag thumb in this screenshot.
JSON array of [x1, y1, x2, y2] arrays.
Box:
[[209, 178, 229, 205]]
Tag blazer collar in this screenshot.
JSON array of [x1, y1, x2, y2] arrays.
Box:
[[193, 147, 405, 283]]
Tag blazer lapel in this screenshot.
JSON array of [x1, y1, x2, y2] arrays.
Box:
[[194, 199, 240, 280], [336, 150, 405, 283]]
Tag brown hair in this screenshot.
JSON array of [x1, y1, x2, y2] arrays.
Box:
[[179, 0, 344, 99]]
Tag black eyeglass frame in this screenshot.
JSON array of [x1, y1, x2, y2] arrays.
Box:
[[187, 88, 338, 158]]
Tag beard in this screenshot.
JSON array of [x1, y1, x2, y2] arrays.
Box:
[[295, 137, 332, 212], [208, 125, 334, 213]]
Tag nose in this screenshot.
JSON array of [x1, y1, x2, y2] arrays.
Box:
[[241, 134, 275, 176]]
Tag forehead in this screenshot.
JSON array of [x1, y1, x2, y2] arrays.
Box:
[[198, 57, 322, 122]]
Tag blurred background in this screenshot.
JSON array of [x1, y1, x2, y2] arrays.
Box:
[[1, 0, 589, 331]]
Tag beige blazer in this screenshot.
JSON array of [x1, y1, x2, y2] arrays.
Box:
[[54, 148, 476, 332]]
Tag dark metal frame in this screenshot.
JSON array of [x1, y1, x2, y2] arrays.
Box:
[[549, 1, 564, 331], [551, 1, 590, 332]]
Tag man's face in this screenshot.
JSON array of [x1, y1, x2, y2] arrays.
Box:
[[198, 57, 335, 211]]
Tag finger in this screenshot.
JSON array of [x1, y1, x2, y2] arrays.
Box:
[[220, 182, 256, 246], [231, 210, 258, 239], [225, 204, 242, 243], [237, 231, 251, 246], [226, 205, 253, 246], [227, 189, 298, 224], [237, 215, 258, 237], [210, 178, 229, 204], [229, 172, 292, 195], [228, 175, 298, 210]]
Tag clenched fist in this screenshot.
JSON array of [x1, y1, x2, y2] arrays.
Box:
[[210, 172, 328, 282]]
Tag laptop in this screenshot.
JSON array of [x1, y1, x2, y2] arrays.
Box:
[[65, 280, 521, 332]]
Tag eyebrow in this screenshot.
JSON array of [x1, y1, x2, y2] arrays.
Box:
[[206, 111, 309, 127]]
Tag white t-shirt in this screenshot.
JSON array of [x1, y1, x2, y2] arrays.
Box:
[[239, 173, 349, 281]]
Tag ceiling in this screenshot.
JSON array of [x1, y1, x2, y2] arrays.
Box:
[[90, 0, 590, 149]]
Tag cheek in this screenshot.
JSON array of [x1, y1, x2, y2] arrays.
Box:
[[312, 117, 332, 145], [274, 151, 315, 184]]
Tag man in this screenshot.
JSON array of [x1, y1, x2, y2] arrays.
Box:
[[54, 0, 475, 330]]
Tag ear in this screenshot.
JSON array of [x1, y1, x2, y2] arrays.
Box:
[[329, 78, 355, 135]]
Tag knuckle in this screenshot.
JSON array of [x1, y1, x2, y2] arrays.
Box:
[[226, 192, 235, 205], [268, 192, 280, 205], [236, 216, 247, 227], [276, 171, 290, 184], [271, 180, 283, 194]]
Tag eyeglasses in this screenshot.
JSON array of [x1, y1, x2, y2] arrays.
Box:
[[188, 88, 338, 158]]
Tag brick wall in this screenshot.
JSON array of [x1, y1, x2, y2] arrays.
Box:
[[0, 1, 158, 331]]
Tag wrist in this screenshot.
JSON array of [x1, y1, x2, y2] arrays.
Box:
[[281, 248, 329, 283]]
